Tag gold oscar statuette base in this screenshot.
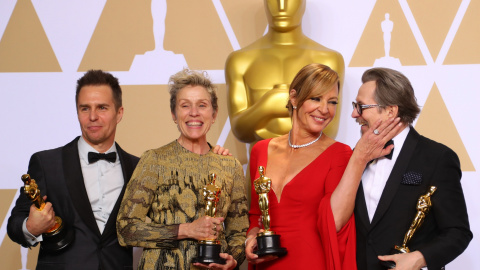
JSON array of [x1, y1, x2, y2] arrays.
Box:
[[254, 230, 287, 258], [192, 240, 226, 265]]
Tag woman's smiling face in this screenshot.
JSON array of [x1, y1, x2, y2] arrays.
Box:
[[173, 85, 217, 143]]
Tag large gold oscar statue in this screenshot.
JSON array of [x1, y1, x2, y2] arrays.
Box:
[[225, 0, 344, 146]]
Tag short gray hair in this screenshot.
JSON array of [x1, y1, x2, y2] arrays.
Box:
[[168, 68, 218, 116], [362, 68, 420, 124]]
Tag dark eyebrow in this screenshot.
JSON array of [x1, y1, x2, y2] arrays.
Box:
[[78, 103, 110, 108]]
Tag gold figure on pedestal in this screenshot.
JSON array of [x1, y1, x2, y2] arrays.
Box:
[[203, 173, 221, 219], [21, 174, 74, 250], [253, 166, 287, 257], [193, 173, 226, 264], [396, 186, 437, 253], [381, 186, 437, 268], [22, 174, 62, 233], [254, 166, 273, 235], [225, 0, 344, 146]]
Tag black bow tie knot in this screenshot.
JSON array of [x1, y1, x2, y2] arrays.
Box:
[[88, 152, 116, 163], [367, 139, 394, 165], [384, 139, 394, 160]]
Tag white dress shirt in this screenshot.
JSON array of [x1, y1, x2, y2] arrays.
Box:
[[362, 127, 428, 269], [23, 137, 125, 244], [362, 126, 410, 222], [78, 136, 124, 234]]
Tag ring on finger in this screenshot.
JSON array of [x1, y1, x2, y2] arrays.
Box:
[[373, 129, 380, 135]]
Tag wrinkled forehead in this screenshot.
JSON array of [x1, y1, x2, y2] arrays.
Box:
[[176, 85, 211, 101], [356, 81, 377, 103]]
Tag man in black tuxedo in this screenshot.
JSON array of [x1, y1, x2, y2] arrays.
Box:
[[353, 68, 472, 270], [7, 70, 139, 270]]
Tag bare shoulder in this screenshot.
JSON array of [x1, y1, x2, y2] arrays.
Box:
[[322, 135, 337, 146], [268, 135, 288, 153], [325, 138, 353, 155]]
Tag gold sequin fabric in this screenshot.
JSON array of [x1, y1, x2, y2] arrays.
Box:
[[117, 141, 248, 269]]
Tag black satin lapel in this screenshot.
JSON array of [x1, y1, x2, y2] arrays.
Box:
[[355, 182, 371, 229], [63, 137, 101, 237], [117, 143, 137, 183], [102, 143, 136, 239], [370, 128, 420, 228]]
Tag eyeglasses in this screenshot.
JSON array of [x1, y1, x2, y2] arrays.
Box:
[[352, 101, 383, 115]]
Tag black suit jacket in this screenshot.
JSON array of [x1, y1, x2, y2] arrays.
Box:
[[355, 127, 472, 270], [7, 137, 139, 270]]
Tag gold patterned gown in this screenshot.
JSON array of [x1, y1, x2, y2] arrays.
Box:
[[117, 141, 248, 269]]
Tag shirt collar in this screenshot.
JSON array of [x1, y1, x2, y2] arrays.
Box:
[[374, 125, 410, 162], [390, 125, 409, 160]]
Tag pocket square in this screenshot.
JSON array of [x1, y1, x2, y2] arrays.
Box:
[[401, 171, 422, 185]]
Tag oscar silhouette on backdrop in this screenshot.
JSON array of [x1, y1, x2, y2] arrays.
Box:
[[382, 13, 393, 58], [129, 0, 187, 80], [374, 13, 401, 67], [225, 0, 344, 147]]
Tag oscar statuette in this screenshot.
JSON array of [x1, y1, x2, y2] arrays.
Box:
[[253, 166, 287, 257], [380, 186, 437, 268], [21, 174, 74, 251], [192, 173, 226, 265]]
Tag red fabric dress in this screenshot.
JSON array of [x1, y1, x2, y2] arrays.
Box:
[[248, 139, 357, 270]]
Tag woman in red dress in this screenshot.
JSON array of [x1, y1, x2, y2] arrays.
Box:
[[245, 63, 401, 269]]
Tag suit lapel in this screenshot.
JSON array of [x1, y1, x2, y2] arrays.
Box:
[[355, 183, 371, 230], [101, 143, 136, 240], [63, 137, 101, 237], [370, 128, 420, 228]]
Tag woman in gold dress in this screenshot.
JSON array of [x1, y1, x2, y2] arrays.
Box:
[[117, 69, 248, 270]]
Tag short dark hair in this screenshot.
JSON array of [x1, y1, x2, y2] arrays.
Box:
[[75, 70, 122, 110], [362, 67, 420, 125]]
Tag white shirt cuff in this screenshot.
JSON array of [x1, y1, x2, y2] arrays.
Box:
[[22, 217, 43, 245]]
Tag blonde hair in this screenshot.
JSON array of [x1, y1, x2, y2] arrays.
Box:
[[286, 63, 340, 115]]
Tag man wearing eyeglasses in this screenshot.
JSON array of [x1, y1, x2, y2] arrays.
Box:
[[352, 67, 472, 270]]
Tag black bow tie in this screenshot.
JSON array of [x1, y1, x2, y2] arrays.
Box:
[[88, 152, 116, 163], [368, 139, 395, 165], [384, 140, 394, 160]]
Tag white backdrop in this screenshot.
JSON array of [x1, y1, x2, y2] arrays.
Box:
[[0, 0, 478, 268]]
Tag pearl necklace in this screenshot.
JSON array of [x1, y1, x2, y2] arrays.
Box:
[[288, 131, 322, 149]]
